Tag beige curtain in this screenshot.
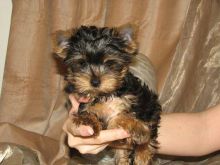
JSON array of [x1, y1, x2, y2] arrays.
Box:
[[0, 0, 219, 164]]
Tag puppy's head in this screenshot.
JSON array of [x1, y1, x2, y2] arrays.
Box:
[[52, 25, 137, 98]]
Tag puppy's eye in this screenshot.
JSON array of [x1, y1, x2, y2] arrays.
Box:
[[78, 60, 87, 68], [104, 60, 123, 71], [114, 63, 123, 71], [70, 65, 76, 72], [104, 60, 115, 68]]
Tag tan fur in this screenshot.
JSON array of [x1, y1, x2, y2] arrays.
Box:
[[84, 96, 134, 122], [134, 144, 153, 165], [51, 28, 75, 58], [109, 114, 153, 164], [108, 114, 150, 145], [114, 149, 132, 165], [77, 96, 153, 164], [52, 25, 158, 165], [66, 71, 127, 98], [72, 112, 102, 136], [117, 24, 138, 55], [125, 40, 137, 55]]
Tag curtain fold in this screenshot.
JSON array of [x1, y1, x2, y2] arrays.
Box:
[[0, 0, 219, 164], [160, 0, 220, 114]]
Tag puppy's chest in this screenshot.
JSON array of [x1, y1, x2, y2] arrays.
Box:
[[82, 94, 137, 123]]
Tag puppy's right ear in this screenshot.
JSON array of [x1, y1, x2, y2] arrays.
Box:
[[51, 29, 73, 59]]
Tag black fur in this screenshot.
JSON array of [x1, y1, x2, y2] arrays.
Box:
[[65, 26, 135, 68], [53, 25, 161, 164], [117, 72, 161, 146]]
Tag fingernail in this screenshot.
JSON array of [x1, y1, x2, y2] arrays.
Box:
[[87, 128, 94, 135], [121, 130, 130, 137]]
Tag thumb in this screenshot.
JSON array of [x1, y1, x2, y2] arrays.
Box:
[[63, 117, 94, 136], [69, 95, 80, 115]]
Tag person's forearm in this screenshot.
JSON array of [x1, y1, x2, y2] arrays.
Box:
[[157, 109, 215, 156]]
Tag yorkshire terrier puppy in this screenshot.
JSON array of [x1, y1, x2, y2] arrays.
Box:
[[52, 25, 161, 165]]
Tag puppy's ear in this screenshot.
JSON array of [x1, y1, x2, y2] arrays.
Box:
[[51, 29, 74, 59], [118, 24, 138, 54], [118, 24, 137, 42]]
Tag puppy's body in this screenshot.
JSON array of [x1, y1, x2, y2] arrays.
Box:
[[52, 26, 161, 165]]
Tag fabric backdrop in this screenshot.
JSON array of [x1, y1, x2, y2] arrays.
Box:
[[0, 0, 220, 164]]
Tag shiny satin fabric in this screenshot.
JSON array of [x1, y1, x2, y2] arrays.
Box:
[[0, 0, 220, 164], [157, 0, 220, 164], [0, 143, 39, 165]]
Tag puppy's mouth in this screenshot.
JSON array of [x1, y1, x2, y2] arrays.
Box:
[[78, 88, 110, 100], [77, 89, 99, 99]]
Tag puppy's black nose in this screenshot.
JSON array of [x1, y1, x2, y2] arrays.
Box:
[[90, 78, 100, 87]]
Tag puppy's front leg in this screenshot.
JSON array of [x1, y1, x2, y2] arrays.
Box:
[[108, 114, 151, 145], [72, 110, 102, 136], [134, 143, 153, 165], [114, 148, 132, 165]]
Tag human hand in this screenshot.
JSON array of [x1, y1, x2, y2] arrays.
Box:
[[62, 95, 130, 154]]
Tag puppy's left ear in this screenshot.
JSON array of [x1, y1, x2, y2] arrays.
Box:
[[118, 24, 138, 54], [51, 29, 74, 59]]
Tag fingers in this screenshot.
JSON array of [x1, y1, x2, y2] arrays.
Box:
[[63, 118, 130, 155], [68, 124, 94, 137], [88, 144, 108, 154], [68, 95, 90, 115], [66, 129, 129, 154], [69, 95, 80, 115], [93, 129, 130, 144], [63, 118, 130, 143], [78, 97, 91, 103], [63, 118, 94, 136], [74, 144, 108, 154], [65, 95, 130, 155], [68, 129, 130, 146]]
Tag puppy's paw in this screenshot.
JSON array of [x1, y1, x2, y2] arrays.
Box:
[[117, 160, 131, 165], [134, 144, 152, 165], [72, 112, 102, 136]]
